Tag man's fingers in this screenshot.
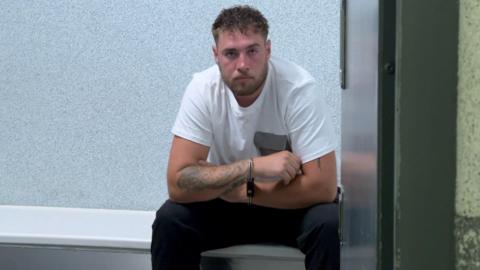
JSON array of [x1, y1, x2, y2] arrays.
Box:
[[285, 151, 302, 168], [289, 153, 302, 174], [285, 167, 296, 182], [282, 171, 292, 183]]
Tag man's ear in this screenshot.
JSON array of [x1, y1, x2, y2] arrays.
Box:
[[265, 39, 272, 58], [212, 45, 218, 64]]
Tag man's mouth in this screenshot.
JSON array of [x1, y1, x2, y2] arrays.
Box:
[[235, 76, 253, 81]]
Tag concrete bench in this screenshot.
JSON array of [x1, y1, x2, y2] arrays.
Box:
[[0, 205, 306, 270], [202, 244, 304, 269]]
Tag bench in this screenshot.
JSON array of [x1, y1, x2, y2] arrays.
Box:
[[0, 205, 308, 270]]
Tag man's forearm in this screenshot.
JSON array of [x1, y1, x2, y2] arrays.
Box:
[[171, 160, 249, 202], [253, 175, 337, 209], [219, 152, 337, 208]]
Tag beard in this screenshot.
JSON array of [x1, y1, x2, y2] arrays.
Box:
[[227, 77, 262, 96], [221, 64, 268, 97]]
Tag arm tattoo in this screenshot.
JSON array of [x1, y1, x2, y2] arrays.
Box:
[[177, 161, 247, 191], [316, 158, 322, 170], [221, 177, 245, 194]]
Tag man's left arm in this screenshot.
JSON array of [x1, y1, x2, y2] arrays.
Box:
[[221, 151, 337, 209]]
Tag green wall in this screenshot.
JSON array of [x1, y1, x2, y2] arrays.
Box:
[[456, 1, 480, 269], [394, 1, 457, 270]]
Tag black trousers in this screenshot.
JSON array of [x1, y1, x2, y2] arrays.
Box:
[[151, 199, 339, 270]]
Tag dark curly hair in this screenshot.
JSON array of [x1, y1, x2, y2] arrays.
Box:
[[212, 5, 269, 42]]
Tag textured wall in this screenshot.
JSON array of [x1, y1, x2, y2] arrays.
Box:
[[456, 0, 480, 269], [0, 1, 341, 210]]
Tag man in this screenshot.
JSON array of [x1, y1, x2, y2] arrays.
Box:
[[151, 5, 339, 270]]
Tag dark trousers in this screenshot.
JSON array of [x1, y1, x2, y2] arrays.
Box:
[[151, 199, 339, 270]]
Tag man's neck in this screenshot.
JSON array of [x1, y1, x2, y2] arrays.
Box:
[[234, 68, 268, 107], [235, 86, 263, 107]]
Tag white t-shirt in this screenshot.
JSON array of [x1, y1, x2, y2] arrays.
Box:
[[172, 56, 336, 165]]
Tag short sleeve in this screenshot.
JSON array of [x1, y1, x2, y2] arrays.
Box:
[[171, 75, 213, 147], [285, 81, 336, 163]]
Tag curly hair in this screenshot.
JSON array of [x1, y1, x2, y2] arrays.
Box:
[[212, 5, 269, 42]]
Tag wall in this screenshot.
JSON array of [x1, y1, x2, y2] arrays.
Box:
[[456, 0, 480, 269], [0, 1, 340, 210]]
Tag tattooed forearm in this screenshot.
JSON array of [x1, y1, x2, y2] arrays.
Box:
[[221, 176, 246, 195], [177, 161, 248, 191]]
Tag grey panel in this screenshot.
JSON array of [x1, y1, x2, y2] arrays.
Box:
[[0, 245, 150, 270], [0, 244, 306, 270], [201, 244, 304, 270], [201, 257, 304, 270], [341, 0, 379, 269]]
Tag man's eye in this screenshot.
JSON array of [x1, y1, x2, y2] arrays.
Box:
[[224, 51, 238, 59], [248, 48, 258, 55]]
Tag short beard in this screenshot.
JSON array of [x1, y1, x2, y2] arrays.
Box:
[[222, 64, 268, 97], [228, 79, 263, 96]]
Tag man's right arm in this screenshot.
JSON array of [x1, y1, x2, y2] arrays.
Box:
[[167, 135, 250, 203]]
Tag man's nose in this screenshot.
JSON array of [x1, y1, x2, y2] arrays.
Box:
[[237, 53, 249, 72]]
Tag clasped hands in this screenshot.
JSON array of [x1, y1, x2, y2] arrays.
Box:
[[199, 151, 302, 203]]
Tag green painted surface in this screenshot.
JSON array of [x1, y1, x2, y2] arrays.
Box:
[[456, 1, 480, 269], [394, 1, 457, 270]]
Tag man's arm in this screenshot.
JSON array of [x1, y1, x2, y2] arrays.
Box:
[[167, 135, 250, 203], [167, 136, 304, 203], [221, 151, 337, 209]]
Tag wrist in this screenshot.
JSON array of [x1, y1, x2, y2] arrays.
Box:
[[246, 158, 255, 206], [250, 156, 259, 178]]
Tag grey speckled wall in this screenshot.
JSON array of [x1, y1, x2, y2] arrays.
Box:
[[0, 1, 340, 210]]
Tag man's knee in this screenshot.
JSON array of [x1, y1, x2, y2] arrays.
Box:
[[151, 200, 197, 238], [298, 203, 339, 248], [299, 203, 340, 270], [151, 200, 203, 270], [304, 203, 339, 230], [151, 201, 201, 255]]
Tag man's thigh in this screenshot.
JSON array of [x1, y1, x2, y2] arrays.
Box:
[[153, 199, 338, 250], [153, 199, 258, 251]]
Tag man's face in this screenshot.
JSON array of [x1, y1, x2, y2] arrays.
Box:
[[213, 28, 271, 97]]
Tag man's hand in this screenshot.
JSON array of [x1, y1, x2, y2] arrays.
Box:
[[253, 151, 302, 185]]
